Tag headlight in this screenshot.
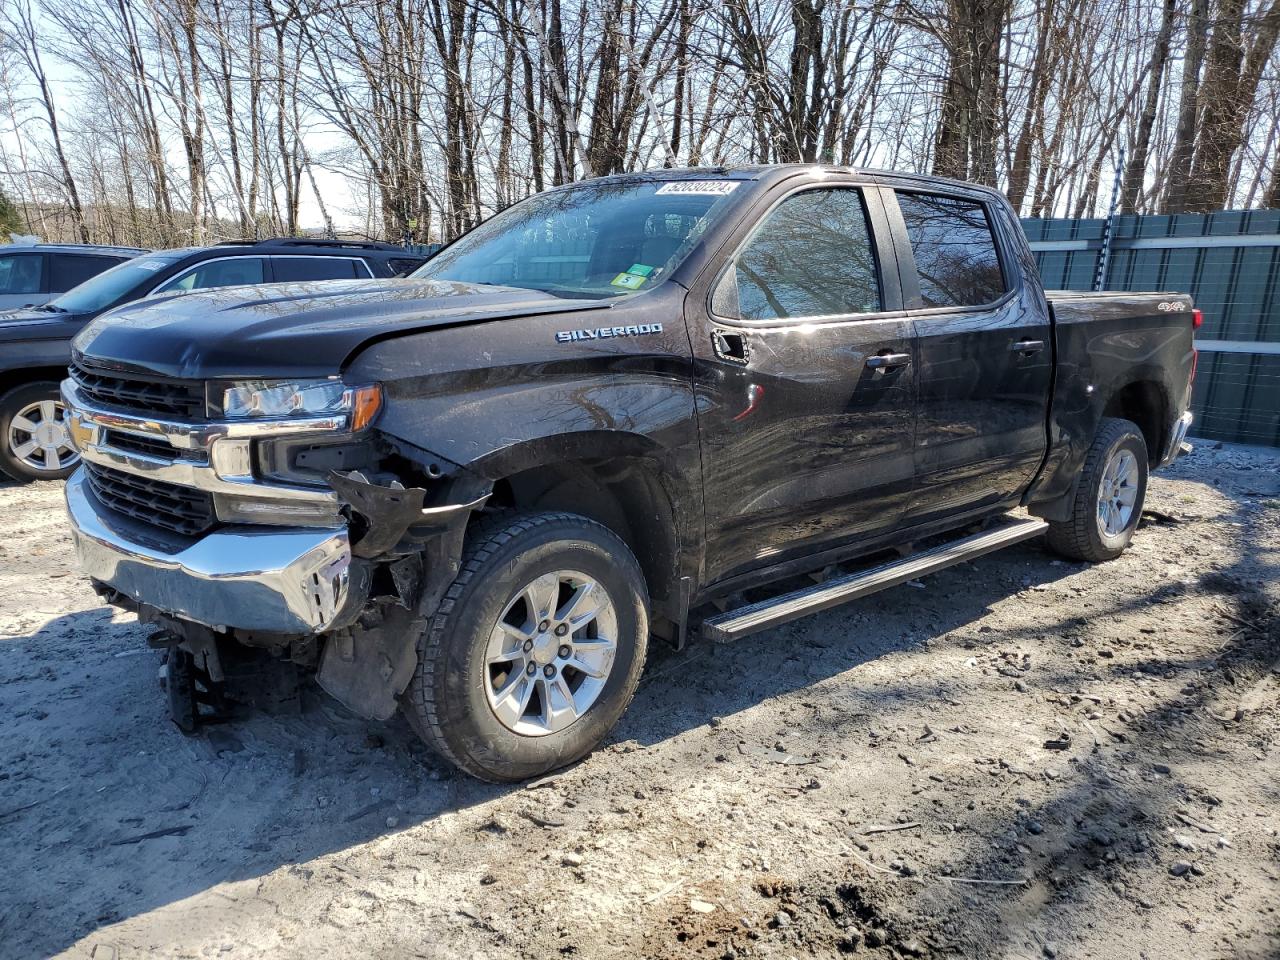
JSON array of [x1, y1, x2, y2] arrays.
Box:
[[220, 379, 382, 429]]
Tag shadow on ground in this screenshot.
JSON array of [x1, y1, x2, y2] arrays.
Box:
[[0, 449, 1276, 959]]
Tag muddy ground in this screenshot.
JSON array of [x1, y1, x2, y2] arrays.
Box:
[[1, 443, 1277, 960]]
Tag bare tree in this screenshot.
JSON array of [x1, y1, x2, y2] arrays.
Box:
[[0, 0, 1275, 247]]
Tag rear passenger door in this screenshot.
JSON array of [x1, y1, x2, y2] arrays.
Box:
[[884, 188, 1052, 525], [690, 183, 917, 585]]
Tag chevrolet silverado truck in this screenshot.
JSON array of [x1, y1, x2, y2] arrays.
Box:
[[60, 166, 1197, 781]]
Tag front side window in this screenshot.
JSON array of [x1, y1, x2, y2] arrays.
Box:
[[896, 192, 1006, 308], [157, 257, 266, 293], [271, 257, 364, 282], [733, 189, 881, 321], [414, 179, 742, 299], [0, 253, 44, 294]]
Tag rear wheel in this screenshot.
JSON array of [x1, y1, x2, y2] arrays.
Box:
[[1046, 417, 1148, 563], [402, 512, 649, 782], [0, 382, 80, 482]]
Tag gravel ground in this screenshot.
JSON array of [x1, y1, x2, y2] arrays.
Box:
[[1, 443, 1277, 960]]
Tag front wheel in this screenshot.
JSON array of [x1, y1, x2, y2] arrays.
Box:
[[1046, 417, 1149, 563], [0, 381, 81, 482], [402, 512, 649, 782]]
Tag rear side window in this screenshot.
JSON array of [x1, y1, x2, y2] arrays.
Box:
[[733, 188, 881, 321], [158, 257, 266, 293], [896, 192, 1006, 308], [0, 253, 44, 294], [50, 254, 122, 291], [271, 257, 363, 282]]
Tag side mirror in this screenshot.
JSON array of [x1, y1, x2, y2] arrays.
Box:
[[711, 262, 740, 320]]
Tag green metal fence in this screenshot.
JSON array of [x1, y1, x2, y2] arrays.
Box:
[[1023, 210, 1280, 448]]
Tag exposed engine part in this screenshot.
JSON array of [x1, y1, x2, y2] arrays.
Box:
[[316, 603, 423, 720], [165, 646, 228, 733]]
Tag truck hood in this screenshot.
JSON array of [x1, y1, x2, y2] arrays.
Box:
[[72, 279, 612, 380]]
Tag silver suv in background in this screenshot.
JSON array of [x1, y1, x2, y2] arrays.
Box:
[[0, 238, 429, 481], [0, 243, 145, 310]]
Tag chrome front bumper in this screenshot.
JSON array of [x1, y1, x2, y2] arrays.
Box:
[[66, 469, 352, 634]]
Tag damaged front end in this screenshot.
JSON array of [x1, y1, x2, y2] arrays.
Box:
[[63, 368, 490, 726], [314, 467, 489, 720]]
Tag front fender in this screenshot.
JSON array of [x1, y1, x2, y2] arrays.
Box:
[[344, 288, 705, 580]]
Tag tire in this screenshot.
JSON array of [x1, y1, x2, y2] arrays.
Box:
[[0, 381, 80, 482], [1046, 417, 1149, 563], [402, 511, 649, 782]]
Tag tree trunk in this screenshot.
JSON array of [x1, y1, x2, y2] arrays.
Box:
[[1120, 0, 1175, 212], [1186, 0, 1280, 211], [1164, 0, 1209, 212], [933, 0, 1008, 184]]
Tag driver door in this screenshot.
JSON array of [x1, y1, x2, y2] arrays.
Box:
[[688, 184, 917, 586]]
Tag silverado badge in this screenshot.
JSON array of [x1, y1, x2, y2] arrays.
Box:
[[556, 323, 664, 343]]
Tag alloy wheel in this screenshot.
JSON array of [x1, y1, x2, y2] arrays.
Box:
[[7, 399, 79, 476], [1096, 448, 1139, 537], [483, 570, 618, 737]]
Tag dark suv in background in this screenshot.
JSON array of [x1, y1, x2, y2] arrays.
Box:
[[0, 238, 427, 481], [0, 243, 145, 310]]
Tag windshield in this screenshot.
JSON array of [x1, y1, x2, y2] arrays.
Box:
[[49, 254, 182, 313], [412, 179, 743, 298]]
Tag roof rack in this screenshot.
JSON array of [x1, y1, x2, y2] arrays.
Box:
[[216, 237, 403, 252], [12, 242, 149, 254]]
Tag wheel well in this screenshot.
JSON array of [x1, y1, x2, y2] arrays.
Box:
[[0, 366, 67, 398], [1103, 381, 1168, 464], [486, 457, 681, 619]]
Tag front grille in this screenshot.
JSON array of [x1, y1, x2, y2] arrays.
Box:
[[102, 429, 176, 460], [72, 361, 205, 419], [85, 463, 218, 537]]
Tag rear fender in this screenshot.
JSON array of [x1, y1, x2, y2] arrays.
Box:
[[1026, 301, 1190, 515]]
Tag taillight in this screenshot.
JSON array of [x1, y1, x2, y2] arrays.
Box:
[[1191, 308, 1203, 330]]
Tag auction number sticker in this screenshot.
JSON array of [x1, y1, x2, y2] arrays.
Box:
[[655, 181, 739, 196]]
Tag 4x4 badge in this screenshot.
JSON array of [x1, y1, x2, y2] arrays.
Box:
[[556, 323, 663, 343]]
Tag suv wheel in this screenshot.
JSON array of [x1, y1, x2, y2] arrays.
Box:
[[0, 382, 80, 482], [1046, 417, 1149, 563], [402, 512, 649, 782]]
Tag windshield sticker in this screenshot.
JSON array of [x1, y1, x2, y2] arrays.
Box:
[[610, 272, 646, 290], [133, 260, 168, 271], [626, 263, 654, 277], [655, 181, 739, 196]]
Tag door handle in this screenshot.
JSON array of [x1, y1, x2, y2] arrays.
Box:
[[1011, 338, 1046, 355], [866, 352, 911, 370]]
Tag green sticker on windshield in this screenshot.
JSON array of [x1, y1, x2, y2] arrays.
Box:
[[626, 263, 654, 277], [611, 272, 646, 290]]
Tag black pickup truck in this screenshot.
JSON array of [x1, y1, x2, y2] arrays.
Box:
[[60, 166, 1197, 781]]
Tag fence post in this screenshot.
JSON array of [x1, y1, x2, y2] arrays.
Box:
[[1094, 146, 1126, 292]]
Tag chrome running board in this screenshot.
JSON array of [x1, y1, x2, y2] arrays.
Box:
[[700, 516, 1049, 643]]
